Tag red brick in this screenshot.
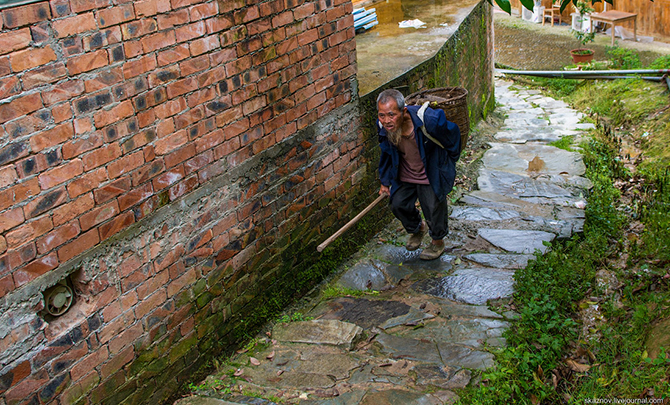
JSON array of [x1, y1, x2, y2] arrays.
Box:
[[272, 11, 293, 28], [99, 211, 134, 240], [190, 34, 219, 56], [6, 242, 36, 270], [298, 28, 318, 46], [62, 133, 104, 160], [82, 143, 122, 171], [94, 177, 131, 204], [53, 193, 95, 226], [108, 151, 144, 179], [196, 65, 227, 88], [180, 54, 209, 76], [153, 130, 186, 155], [52, 103, 73, 124], [5, 215, 52, 247], [2, 178, 41, 210], [108, 321, 143, 354], [131, 159, 165, 186], [0, 165, 17, 188], [0, 28, 31, 56], [120, 128, 157, 154], [0, 56, 9, 76], [205, 15, 233, 34], [23, 187, 67, 219], [58, 228, 99, 262], [175, 20, 205, 43], [2, 3, 51, 29], [94, 100, 134, 128], [156, 43, 190, 66], [134, 0, 171, 17], [152, 165, 184, 191], [121, 18, 157, 41], [67, 49, 108, 75], [168, 174, 198, 200], [0, 76, 20, 100], [21, 62, 68, 90], [154, 98, 188, 119], [117, 182, 152, 210], [38, 159, 84, 190], [248, 17, 272, 36], [52, 13, 96, 38], [4, 369, 50, 404], [42, 80, 85, 106], [84, 68, 124, 93], [69, 0, 109, 12], [0, 236, 6, 255], [100, 344, 134, 379], [67, 167, 107, 198], [0, 93, 43, 124], [70, 347, 109, 382], [79, 200, 119, 231], [135, 286, 166, 317], [167, 77, 197, 99], [157, 9, 189, 29], [12, 253, 59, 287], [29, 122, 74, 153], [0, 274, 14, 298], [141, 30, 177, 53], [97, 4, 135, 28], [36, 222, 80, 254], [234, 5, 259, 24], [174, 106, 204, 129], [122, 55, 156, 79], [0, 207, 24, 233], [164, 144, 196, 169]]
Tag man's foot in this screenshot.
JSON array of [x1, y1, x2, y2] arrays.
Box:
[[419, 239, 445, 260], [406, 221, 427, 251]]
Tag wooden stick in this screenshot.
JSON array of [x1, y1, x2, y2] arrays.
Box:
[[317, 194, 387, 252]]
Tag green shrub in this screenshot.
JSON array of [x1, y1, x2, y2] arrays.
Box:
[[606, 46, 641, 70]]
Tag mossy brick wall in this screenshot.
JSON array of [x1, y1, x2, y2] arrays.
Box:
[[0, 0, 493, 403], [0, 0, 362, 403]]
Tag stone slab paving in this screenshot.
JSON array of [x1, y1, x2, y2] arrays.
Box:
[[175, 79, 594, 404]]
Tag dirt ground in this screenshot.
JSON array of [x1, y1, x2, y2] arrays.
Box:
[[493, 10, 670, 70]]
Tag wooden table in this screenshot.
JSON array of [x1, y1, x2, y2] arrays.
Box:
[[589, 10, 637, 46]]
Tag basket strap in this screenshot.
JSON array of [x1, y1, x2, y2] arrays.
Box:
[[417, 102, 445, 149]]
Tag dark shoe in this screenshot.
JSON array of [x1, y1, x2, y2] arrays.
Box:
[[406, 221, 427, 251], [419, 240, 445, 260]]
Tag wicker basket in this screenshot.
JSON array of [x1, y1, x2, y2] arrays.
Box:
[[406, 87, 469, 152]]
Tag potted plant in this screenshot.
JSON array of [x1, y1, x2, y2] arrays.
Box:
[[570, 0, 595, 63]]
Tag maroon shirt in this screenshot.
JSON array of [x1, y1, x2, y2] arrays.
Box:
[[397, 129, 429, 184]]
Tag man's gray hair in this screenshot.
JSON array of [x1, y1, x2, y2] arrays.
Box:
[[377, 89, 405, 110]]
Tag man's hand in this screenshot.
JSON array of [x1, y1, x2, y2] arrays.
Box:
[[379, 185, 390, 197]]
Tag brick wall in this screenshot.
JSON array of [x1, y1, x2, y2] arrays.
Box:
[[0, 0, 361, 403]]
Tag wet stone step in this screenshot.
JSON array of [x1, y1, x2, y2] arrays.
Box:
[[482, 142, 586, 176], [463, 253, 533, 269], [478, 228, 556, 254], [412, 268, 516, 305]]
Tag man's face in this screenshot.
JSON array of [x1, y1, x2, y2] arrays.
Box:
[[377, 100, 405, 134]]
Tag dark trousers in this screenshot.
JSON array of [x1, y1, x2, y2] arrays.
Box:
[[391, 182, 448, 240]]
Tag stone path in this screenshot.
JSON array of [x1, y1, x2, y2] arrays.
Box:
[[175, 79, 595, 405]]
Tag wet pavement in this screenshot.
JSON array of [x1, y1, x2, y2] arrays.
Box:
[[175, 78, 595, 404], [355, 0, 480, 94]]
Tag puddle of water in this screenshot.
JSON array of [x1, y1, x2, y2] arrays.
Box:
[[355, 0, 481, 94]]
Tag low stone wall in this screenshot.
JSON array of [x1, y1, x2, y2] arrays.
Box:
[[0, 0, 493, 403], [360, 0, 495, 137]]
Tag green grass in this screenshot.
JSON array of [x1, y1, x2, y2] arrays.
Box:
[[549, 135, 574, 151], [459, 52, 670, 404]]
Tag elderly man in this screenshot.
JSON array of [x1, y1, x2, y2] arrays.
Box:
[[377, 89, 461, 260]]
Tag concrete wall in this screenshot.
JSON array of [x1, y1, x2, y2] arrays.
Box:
[[0, 0, 493, 403]]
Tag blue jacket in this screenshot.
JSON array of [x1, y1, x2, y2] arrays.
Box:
[[378, 105, 461, 201]]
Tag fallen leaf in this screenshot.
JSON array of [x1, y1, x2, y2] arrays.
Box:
[[566, 359, 591, 373], [267, 351, 275, 360], [234, 368, 244, 377], [271, 339, 278, 345], [249, 357, 261, 366], [277, 370, 284, 376], [453, 258, 461, 265], [530, 394, 539, 405]]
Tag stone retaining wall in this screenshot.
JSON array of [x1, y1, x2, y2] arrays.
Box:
[[0, 0, 493, 403]]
